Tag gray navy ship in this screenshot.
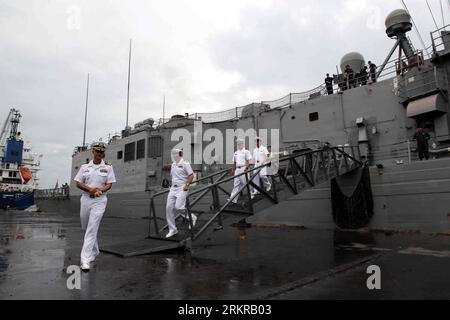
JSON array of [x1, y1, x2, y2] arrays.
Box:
[[14, 8, 450, 299], [38, 8, 450, 233]]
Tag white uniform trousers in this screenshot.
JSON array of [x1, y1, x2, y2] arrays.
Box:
[[229, 167, 247, 203], [80, 195, 107, 264], [252, 166, 271, 193], [166, 186, 189, 233]]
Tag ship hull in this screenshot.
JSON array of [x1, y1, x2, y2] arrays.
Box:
[[36, 159, 450, 234], [0, 191, 34, 210]]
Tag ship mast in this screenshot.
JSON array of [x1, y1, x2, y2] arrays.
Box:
[[0, 108, 20, 147], [82, 73, 89, 148], [163, 95, 165, 124], [9, 109, 21, 140], [126, 39, 132, 129]]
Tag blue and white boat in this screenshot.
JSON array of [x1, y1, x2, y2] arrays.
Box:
[[0, 108, 42, 209]]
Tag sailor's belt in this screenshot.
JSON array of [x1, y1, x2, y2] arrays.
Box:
[[173, 184, 182, 188]]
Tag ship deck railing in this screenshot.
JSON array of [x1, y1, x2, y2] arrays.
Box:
[[180, 25, 450, 121], [177, 59, 422, 124], [431, 24, 450, 56], [35, 187, 70, 200], [369, 135, 450, 164]]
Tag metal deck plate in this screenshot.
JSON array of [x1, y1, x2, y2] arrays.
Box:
[[100, 238, 186, 257]]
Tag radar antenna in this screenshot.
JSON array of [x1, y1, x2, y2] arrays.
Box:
[[377, 8, 424, 78]]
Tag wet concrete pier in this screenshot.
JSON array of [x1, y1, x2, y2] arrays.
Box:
[[1, 208, 450, 299]]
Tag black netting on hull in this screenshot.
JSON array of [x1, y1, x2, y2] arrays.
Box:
[[331, 166, 374, 229]]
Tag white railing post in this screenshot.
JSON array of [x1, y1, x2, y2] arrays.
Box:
[[407, 140, 411, 164]]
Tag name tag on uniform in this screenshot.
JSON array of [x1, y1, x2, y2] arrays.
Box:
[[100, 168, 108, 173]]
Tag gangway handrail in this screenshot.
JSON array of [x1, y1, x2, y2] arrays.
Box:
[[148, 166, 231, 199], [148, 146, 362, 202], [147, 166, 233, 235], [148, 145, 363, 241], [147, 163, 267, 235]]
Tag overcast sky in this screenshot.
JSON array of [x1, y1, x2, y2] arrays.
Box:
[[0, 0, 448, 188]]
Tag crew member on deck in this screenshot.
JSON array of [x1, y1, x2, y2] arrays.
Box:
[[251, 137, 271, 198], [369, 61, 377, 83], [228, 139, 252, 203], [345, 65, 355, 89], [325, 73, 334, 95], [74, 142, 116, 272], [359, 66, 368, 85], [413, 127, 430, 160], [165, 149, 196, 238]]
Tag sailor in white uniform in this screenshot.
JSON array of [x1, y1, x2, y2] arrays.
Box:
[[165, 149, 196, 238], [74, 142, 116, 272], [251, 137, 271, 196], [229, 138, 252, 203]]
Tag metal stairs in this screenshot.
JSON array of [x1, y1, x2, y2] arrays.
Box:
[[100, 145, 363, 257]]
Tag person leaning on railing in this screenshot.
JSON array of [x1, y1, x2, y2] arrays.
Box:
[[359, 66, 368, 85], [344, 65, 357, 89], [368, 61, 377, 83], [324, 73, 334, 95]]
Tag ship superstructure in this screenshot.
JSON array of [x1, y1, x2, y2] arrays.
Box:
[[57, 9, 450, 233], [71, 10, 450, 191]]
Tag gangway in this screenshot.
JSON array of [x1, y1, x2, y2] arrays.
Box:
[[100, 146, 366, 257]]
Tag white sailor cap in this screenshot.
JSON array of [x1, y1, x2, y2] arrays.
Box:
[[92, 142, 106, 151], [255, 136, 262, 141], [236, 138, 244, 144]]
